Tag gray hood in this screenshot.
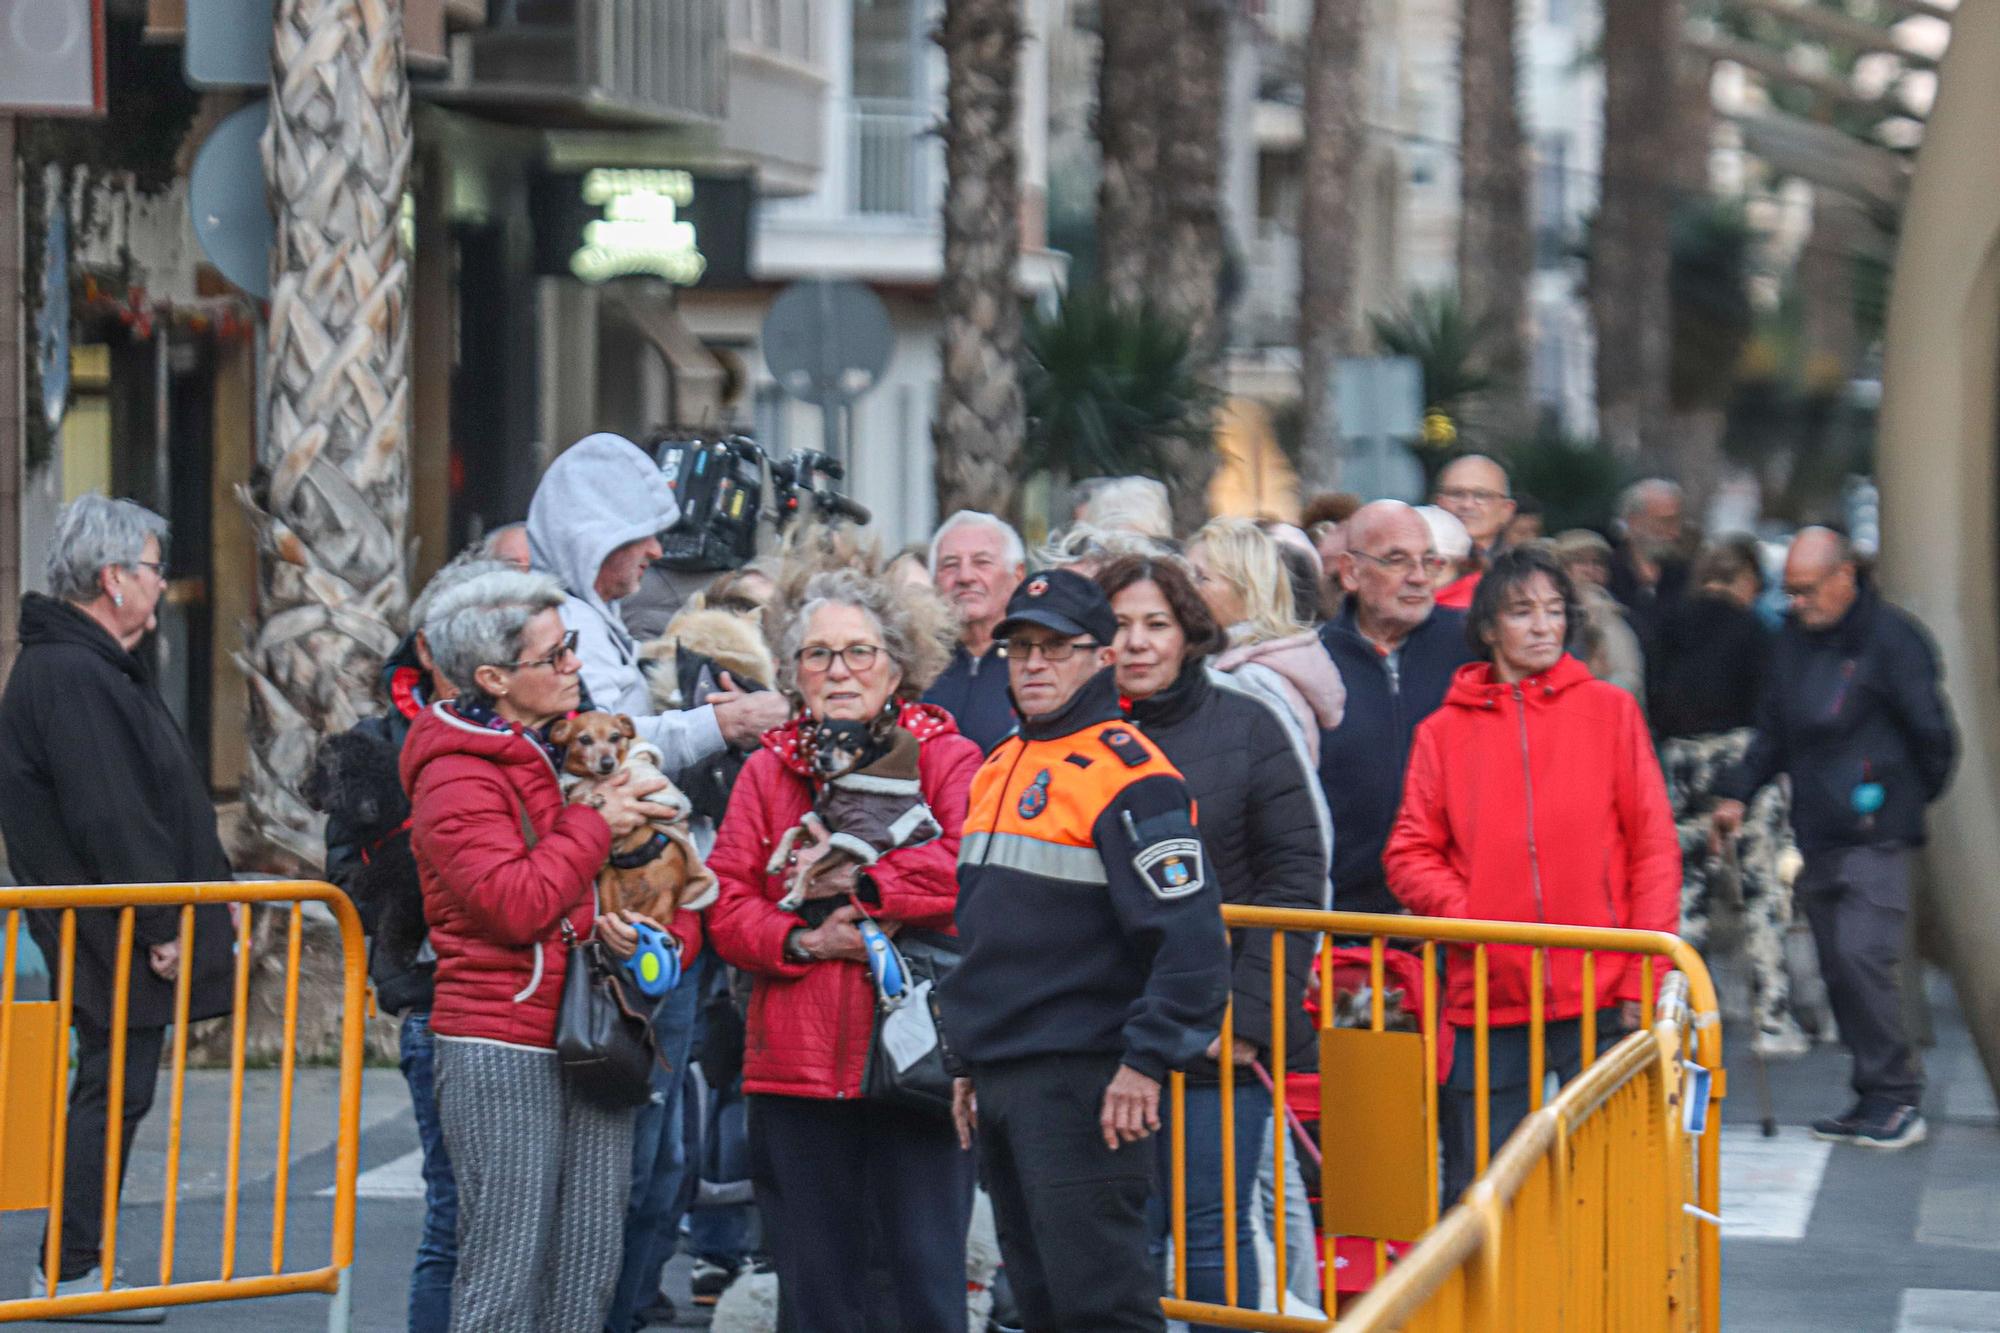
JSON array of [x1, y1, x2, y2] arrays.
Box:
[[526, 433, 680, 621]]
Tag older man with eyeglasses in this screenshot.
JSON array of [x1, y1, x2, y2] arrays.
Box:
[[1315, 501, 1479, 916], [943, 570, 1229, 1333]]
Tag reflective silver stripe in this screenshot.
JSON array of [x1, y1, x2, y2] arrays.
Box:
[[958, 831, 1108, 885]]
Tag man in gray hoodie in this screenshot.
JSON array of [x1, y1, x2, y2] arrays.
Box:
[[525, 433, 788, 1331], [526, 433, 788, 770]]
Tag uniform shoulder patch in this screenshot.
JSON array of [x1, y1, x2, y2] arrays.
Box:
[[1134, 838, 1205, 900], [1098, 726, 1152, 768]]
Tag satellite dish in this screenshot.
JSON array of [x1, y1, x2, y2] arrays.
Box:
[[190, 100, 274, 300], [761, 279, 894, 410]]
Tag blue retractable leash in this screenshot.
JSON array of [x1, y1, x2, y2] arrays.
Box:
[[623, 920, 684, 999], [858, 913, 908, 1006]]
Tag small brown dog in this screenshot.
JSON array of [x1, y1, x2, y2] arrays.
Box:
[[550, 711, 718, 920]]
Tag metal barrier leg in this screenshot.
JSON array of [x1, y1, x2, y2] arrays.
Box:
[[326, 1267, 352, 1333]]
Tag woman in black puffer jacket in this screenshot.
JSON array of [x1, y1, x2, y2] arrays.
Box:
[[1096, 555, 1332, 1324]]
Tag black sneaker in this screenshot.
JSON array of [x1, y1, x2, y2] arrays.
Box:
[[1810, 1101, 1869, 1142], [633, 1293, 675, 1328], [1852, 1103, 1927, 1150]]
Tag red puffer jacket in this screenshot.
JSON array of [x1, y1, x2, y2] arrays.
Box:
[[402, 702, 701, 1047], [1384, 655, 1680, 1027], [707, 703, 981, 1099]]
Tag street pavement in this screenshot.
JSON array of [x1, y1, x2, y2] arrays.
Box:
[[0, 972, 1994, 1330]]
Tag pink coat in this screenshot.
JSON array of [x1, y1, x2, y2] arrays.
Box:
[[1215, 631, 1347, 764]]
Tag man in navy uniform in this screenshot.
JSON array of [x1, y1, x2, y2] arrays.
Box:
[[942, 570, 1230, 1332]]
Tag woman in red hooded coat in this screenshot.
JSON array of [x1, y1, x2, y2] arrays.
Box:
[[1385, 544, 1680, 1203], [706, 569, 982, 1333]]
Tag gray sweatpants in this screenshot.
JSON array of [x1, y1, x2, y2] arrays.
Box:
[[435, 1036, 636, 1333], [1797, 846, 1925, 1107]]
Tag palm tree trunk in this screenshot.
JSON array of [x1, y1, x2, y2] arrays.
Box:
[[934, 0, 1026, 520], [1096, 0, 1177, 312], [1594, 0, 1678, 462], [1297, 0, 1369, 491], [243, 0, 413, 871], [1150, 0, 1233, 532], [1456, 0, 1534, 442]]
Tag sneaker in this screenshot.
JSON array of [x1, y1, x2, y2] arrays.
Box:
[[23, 1267, 167, 1323], [689, 1258, 735, 1307], [1810, 1101, 1868, 1142], [1852, 1103, 1927, 1151], [1752, 1023, 1812, 1059]]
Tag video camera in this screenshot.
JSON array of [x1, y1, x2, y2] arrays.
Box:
[[649, 433, 872, 572]]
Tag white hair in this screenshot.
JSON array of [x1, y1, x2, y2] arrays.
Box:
[[1033, 522, 1175, 570], [1617, 478, 1685, 524], [929, 511, 1026, 574], [46, 494, 170, 604], [421, 567, 567, 697], [1078, 476, 1174, 541], [410, 553, 522, 636], [1417, 505, 1472, 561]]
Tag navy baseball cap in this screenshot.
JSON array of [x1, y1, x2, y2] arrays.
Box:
[[994, 568, 1119, 646]]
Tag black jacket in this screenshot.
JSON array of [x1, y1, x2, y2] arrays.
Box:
[[1317, 606, 1478, 915], [944, 671, 1230, 1081], [1127, 661, 1328, 1071], [1649, 594, 1771, 740], [921, 643, 1017, 754], [0, 595, 236, 1028], [1715, 587, 1957, 852], [1608, 544, 1690, 664]]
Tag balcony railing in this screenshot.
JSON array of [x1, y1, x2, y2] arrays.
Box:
[[440, 0, 727, 127], [848, 97, 942, 220]]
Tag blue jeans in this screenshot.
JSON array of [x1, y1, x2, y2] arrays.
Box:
[[398, 1010, 457, 1333], [684, 1076, 750, 1267], [605, 953, 705, 1333], [1440, 1010, 1622, 1204], [1151, 1080, 1268, 1327]]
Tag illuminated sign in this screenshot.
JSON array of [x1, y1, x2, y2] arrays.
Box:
[[532, 169, 753, 289], [572, 168, 704, 284]]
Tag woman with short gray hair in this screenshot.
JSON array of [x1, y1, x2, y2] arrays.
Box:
[[402, 565, 687, 1333], [707, 566, 982, 1332], [0, 494, 237, 1305]]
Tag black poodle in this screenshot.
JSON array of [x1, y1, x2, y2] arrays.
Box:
[[304, 728, 430, 1010]]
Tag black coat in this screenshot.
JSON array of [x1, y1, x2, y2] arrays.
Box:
[[1649, 594, 1771, 740], [921, 643, 1017, 754], [1128, 661, 1330, 1071], [1607, 543, 1690, 665], [1317, 606, 1478, 916], [1715, 587, 1957, 852], [0, 595, 236, 1028]]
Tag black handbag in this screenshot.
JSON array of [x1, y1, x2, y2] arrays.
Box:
[[861, 927, 963, 1119], [514, 796, 659, 1111], [554, 920, 662, 1111]]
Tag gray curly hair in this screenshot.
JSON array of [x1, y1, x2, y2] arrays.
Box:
[[773, 567, 957, 703], [46, 494, 169, 604]]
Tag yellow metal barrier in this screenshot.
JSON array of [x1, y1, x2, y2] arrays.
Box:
[[1160, 907, 1722, 1333], [0, 882, 366, 1328]]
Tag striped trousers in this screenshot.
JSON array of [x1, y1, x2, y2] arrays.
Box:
[[435, 1036, 636, 1333]]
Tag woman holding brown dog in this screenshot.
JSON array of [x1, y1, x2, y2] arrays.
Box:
[[403, 566, 688, 1333], [707, 567, 982, 1333]]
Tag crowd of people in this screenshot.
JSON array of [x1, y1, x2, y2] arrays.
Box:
[[0, 436, 1958, 1331]]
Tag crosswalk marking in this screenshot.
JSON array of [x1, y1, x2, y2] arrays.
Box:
[[320, 1148, 427, 1200], [1719, 1126, 1832, 1240], [1896, 1289, 2000, 1332]]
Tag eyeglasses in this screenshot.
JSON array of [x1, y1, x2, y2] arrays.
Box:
[[502, 629, 581, 672], [1437, 486, 1510, 507], [1350, 549, 1451, 577], [798, 643, 883, 674], [997, 637, 1097, 663], [129, 560, 168, 579], [1782, 575, 1830, 602]]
